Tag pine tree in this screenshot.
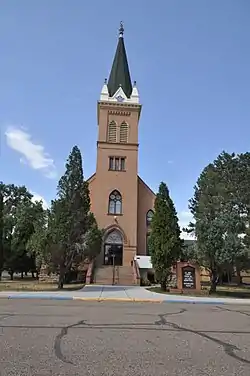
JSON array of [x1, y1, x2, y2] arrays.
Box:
[[149, 182, 182, 291], [47, 145, 102, 289]]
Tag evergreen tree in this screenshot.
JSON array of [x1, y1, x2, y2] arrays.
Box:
[[46, 145, 102, 289], [149, 182, 182, 291], [81, 213, 104, 260]]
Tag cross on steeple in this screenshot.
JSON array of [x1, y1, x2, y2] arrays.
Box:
[[107, 22, 132, 98], [119, 21, 124, 38]]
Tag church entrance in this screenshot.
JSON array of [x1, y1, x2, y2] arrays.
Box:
[[104, 230, 123, 266]]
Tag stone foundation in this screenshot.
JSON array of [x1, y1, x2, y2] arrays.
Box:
[[38, 265, 58, 283], [76, 263, 88, 282], [38, 261, 89, 284], [169, 273, 177, 288]]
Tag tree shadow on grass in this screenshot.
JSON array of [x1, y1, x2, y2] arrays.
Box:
[[148, 286, 250, 299], [212, 290, 250, 299]]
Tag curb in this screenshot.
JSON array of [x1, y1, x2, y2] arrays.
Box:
[[73, 297, 102, 301], [131, 298, 163, 303], [0, 294, 163, 303], [1, 294, 250, 305], [162, 299, 225, 305], [0, 294, 74, 301], [73, 297, 132, 302], [72, 297, 163, 303], [83, 285, 105, 288]]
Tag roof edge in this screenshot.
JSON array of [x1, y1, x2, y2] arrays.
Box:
[[86, 172, 96, 183], [138, 175, 156, 196]]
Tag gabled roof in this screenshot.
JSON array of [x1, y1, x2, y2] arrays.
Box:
[[107, 23, 133, 98], [87, 173, 155, 198], [86, 172, 96, 183], [138, 176, 156, 196]]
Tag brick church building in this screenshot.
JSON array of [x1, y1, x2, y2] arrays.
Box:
[[87, 24, 155, 284]]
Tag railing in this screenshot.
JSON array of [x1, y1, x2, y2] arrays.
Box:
[[86, 260, 95, 284]]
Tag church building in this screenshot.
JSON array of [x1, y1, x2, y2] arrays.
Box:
[[87, 24, 155, 285]]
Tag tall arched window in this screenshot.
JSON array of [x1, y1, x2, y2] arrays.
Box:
[[119, 122, 128, 143], [146, 210, 154, 226], [108, 121, 117, 143], [108, 190, 122, 214]]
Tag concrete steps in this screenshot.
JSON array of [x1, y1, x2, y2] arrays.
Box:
[[95, 266, 114, 285], [94, 265, 135, 285]]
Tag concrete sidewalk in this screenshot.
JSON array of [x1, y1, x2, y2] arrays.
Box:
[[1, 285, 250, 305]]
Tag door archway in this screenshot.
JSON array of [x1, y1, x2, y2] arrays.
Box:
[[104, 229, 123, 266]]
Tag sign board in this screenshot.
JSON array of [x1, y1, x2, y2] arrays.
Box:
[[182, 266, 196, 289]]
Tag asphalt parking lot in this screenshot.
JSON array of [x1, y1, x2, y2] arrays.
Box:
[[0, 299, 250, 375]]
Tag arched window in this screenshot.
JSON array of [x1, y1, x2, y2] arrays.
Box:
[[108, 190, 122, 214], [108, 121, 117, 143], [146, 210, 154, 226], [105, 230, 123, 245], [119, 122, 128, 143]]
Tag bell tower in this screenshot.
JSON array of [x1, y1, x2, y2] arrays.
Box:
[[93, 23, 142, 265]]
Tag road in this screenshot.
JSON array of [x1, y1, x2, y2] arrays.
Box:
[[0, 300, 250, 375]]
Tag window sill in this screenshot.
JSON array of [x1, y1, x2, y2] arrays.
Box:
[[108, 169, 126, 172], [107, 213, 123, 216]]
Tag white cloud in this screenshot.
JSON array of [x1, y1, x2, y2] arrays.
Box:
[[5, 126, 57, 179], [31, 192, 49, 210], [178, 210, 195, 240]]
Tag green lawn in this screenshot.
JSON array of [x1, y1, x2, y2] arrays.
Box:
[[0, 279, 84, 292], [148, 285, 250, 299]]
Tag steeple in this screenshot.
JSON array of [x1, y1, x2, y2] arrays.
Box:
[[107, 22, 133, 99]]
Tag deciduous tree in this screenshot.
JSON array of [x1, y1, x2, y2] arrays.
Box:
[[8, 200, 45, 278], [26, 208, 49, 272], [187, 152, 250, 292], [1, 183, 33, 279]]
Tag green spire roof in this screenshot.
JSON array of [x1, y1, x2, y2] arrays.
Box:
[[107, 23, 133, 98]]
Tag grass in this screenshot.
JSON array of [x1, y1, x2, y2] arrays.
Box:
[[0, 279, 84, 292], [147, 285, 250, 299], [148, 287, 208, 297]]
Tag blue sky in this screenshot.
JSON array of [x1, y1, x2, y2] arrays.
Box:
[[1, 1, 250, 237]]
